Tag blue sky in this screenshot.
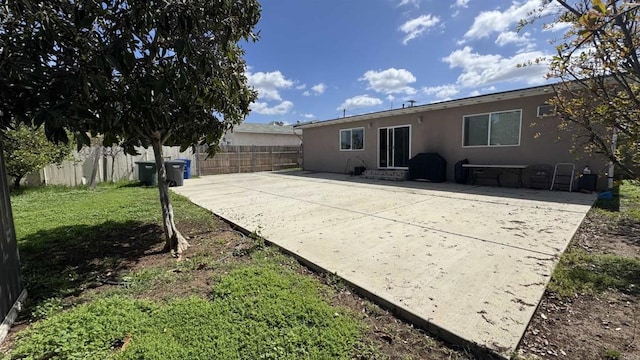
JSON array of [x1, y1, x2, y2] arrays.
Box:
[[242, 0, 570, 124]]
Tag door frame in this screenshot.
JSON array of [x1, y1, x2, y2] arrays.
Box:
[[377, 124, 412, 169]]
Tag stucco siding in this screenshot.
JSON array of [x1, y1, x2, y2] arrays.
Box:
[[302, 93, 607, 184]]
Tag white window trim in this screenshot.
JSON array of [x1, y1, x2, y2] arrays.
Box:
[[537, 104, 554, 117], [339, 127, 365, 151], [377, 124, 412, 169], [461, 109, 522, 148]]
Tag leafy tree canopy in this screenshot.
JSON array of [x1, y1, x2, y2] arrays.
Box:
[[1, 122, 72, 189], [1, 0, 262, 255], [535, 0, 640, 179]]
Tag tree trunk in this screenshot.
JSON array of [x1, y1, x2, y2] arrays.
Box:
[[151, 138, 189, 257], [13, 176, 21, 190]]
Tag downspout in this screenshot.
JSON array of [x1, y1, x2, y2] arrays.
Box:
[[608, 127, 617, 190]]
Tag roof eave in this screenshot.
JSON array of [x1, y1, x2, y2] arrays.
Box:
[[295, 85, 555, 130]]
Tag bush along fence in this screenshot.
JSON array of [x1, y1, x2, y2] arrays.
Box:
[[197, 145, 302, 175]]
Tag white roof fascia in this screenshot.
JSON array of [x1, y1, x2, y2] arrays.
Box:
[[296, 85, 554, 129]]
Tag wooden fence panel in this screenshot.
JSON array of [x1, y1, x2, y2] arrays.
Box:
[[198, 145, 302, 175]]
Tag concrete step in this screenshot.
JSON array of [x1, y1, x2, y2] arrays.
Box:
[[361, 169, 408, 181]]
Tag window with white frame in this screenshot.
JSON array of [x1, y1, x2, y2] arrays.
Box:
[[340, 127, 364, 150], [463, 110, 521, 147], [537, 104, 554, 117]]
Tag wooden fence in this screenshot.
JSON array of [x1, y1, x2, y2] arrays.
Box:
[[198, 145, 302, 175]]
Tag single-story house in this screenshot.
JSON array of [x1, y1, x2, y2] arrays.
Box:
[[296, 84, 608, 189], [221, 123, 302, 146]]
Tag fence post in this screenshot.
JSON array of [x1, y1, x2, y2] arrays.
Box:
[[270, 147, 274, 171], [251, 145, 255, 172], [195, 145, 201, 176]]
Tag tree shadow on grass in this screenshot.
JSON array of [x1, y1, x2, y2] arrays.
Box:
[[18, 221, 166, 310]]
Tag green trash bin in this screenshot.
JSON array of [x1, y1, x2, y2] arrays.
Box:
[[165, 160, 185, 187], [135, 161, 157, 186]]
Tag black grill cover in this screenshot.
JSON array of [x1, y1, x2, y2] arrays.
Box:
[[408, 153, 447, 182]]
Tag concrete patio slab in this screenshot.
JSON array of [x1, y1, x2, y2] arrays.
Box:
[[172, 171, 595, 358]]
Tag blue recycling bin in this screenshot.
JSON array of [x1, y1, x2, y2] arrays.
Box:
[[178, 158, 192, 179]]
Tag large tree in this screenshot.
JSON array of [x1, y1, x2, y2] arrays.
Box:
[[541, 0, 640, 180], [1, 122, 71, 189], [0, 0, 261, 256]]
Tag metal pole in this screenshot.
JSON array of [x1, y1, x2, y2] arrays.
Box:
[[608, 127, 618, 190]]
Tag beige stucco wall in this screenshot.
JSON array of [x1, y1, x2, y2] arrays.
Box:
[[222, 132, 302, 146], [302, 94, 608, 186]]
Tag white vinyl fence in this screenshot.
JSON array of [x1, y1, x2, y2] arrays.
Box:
[[31, 145, 196, 187]]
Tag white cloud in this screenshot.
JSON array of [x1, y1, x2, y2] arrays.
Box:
[[360, 68, 417, 95], [443, 46, 549, 87], [452, 0, 469, 8], [543, 21, 572, 32], [399, 14, 440, 45], [495, 31, 534, 49], [337, 95, 383, 111], [451, 1, 468, 18], [304, 83, 326, 96], [296, 84, 307, 90], [311, 83, 326, 95], [422, 84, 460, 99], [251, 101, 294, 115], [303, 113, 315, 119], [246, 71, 293, 101], [397, 0, 421, 7], [386, 94, 395, 101], [463, 0, 541, 40]]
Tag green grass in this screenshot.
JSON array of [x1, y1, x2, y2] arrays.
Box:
[[11, 182, 213, 236], [550, 180, 640, 297], [9, 261, 361, 360], [10, 182, 214, 303], [548, 249, 640, 296], [6, 182, 365, 359]]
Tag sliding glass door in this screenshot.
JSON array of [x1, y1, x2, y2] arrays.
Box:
[[378, 125, 411, 168]]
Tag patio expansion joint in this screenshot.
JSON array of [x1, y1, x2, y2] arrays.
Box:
[[228, 183, 560, 258]]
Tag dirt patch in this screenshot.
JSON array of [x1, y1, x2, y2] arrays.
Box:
[[573, 211, 640, 259], [518, 208, 640, 360], [519, 291, 638, 359]]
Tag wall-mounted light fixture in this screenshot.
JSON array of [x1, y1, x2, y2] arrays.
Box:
[[368, 122, 373, 128], [417, 115, 423, 124]]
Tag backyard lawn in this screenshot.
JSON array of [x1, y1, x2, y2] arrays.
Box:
[[0, 183, 469, 360], [1, 181, 638, 359]]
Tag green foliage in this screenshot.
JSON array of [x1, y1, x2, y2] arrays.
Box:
[[8, 264, 362, 360], [8, 184, 365, 359], [549, 249, 640, 296], [604, 348, 622, 360], [1, 123, 72, 187], [1, 0, 262, 253], [541, 0, 640, 179], [550, 180, 640, 297], [1, 0, 261, 155], [10, 296, 158, 360], [10, 183, 214, 303]]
